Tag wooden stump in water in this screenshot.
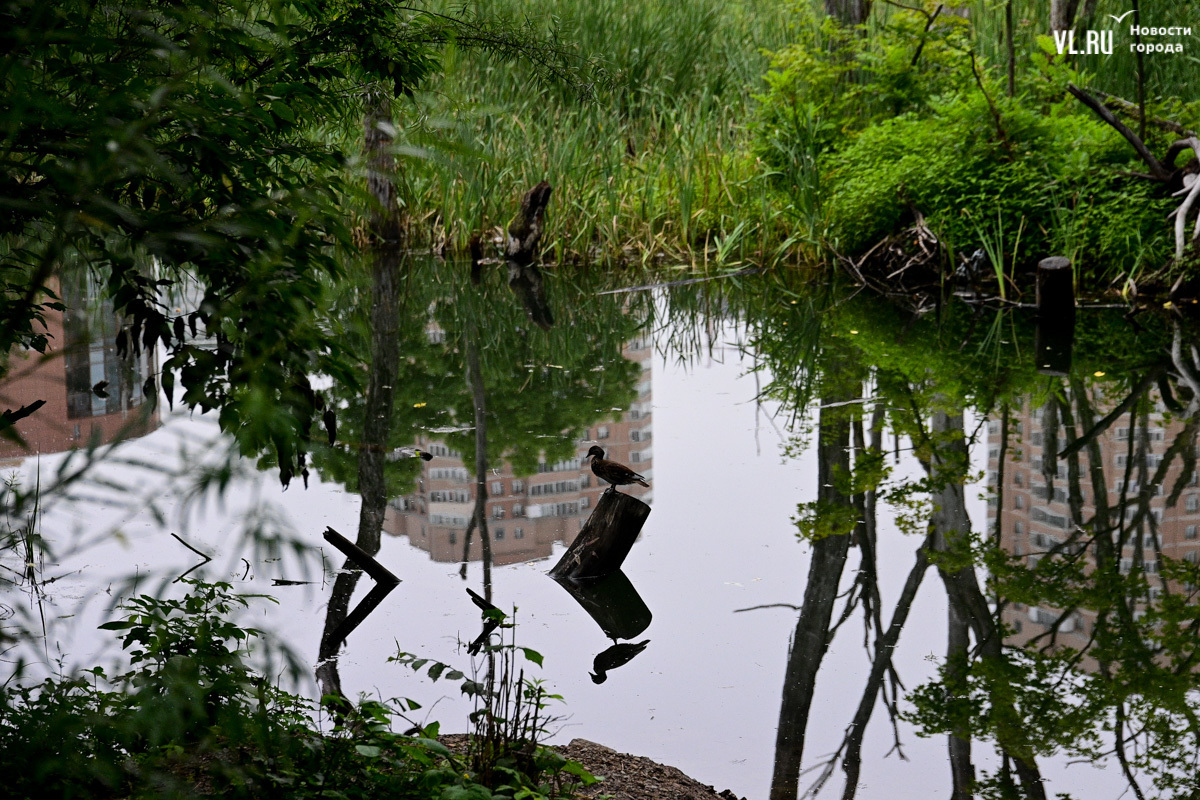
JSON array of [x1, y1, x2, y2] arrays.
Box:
[[505, 181, 552, 265], [1036, 256, 1075, 320], [1035, 256, 1075, 376], [505, 181, 554, 328], [549, 490, 651, 582], [550, 569, 652, 640]]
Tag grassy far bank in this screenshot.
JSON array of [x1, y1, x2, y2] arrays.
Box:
[[401, 0, 1200, 293], [398, 0, 797, 267]]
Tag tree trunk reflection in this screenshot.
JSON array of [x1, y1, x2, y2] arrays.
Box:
[[771, 381, 859, 800], [317, 93, 404, 703]]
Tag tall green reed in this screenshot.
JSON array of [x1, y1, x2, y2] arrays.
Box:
[[397, 0, 796, 266]]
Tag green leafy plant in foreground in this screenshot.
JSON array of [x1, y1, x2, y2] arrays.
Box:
[[0, 581, 594, 799], [392, 605, 599, 799]]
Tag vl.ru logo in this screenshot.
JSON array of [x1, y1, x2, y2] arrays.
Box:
[[1053, 10, 1189, 56], [1053, 26, 1115, 55]]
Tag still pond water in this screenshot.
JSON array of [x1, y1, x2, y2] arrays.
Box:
[[3, 267, 1198, 799]]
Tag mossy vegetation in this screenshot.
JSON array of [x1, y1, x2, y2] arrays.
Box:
[[753, 1, 1199, 288]]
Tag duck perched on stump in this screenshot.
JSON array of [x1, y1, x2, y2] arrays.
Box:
[[586, 445, 649, 492]]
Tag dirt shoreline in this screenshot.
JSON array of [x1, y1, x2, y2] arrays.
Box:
[[439, 735, 749, 799]]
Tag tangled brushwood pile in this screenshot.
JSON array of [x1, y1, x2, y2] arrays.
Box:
[[838, 212, 944, 309]]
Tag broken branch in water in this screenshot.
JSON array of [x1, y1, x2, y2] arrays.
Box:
[[170, 532, 212, 583], [322, 526, 400, 648], [734, 603, 802, 613]]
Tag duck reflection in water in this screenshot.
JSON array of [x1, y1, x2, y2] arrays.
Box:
[[387, 446, 434, 462], [585, 445, 649, 493], [590, 639, 650, 684]]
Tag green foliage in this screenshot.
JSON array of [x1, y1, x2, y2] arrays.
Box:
[[1, 581, 595, 799], [394, 0, 797, 265], [392, 606, 597, 800], [97, 580, 272, 747], [1, 0, 594, 480], [821, 90, 1174, 277], [793, 498, 858, 541], [756, 3, 973, 153], [905, 648, 1104, 759], [754, 0, 1187, 282], [1, 0, 403, 476]]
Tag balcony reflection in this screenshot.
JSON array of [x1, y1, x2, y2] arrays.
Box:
[[0, 272, 159, 463]]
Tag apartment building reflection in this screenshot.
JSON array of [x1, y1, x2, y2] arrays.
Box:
[[384, 335, 654, 565], [989, 391, 1200, 657], [0, 273, 159, 464]]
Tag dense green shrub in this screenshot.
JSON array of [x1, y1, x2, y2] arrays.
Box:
[[755, 4, 974, 157], [754, 2, 1181, 281], [0, 581, 588, 800], [823, 93, 1174, 278]]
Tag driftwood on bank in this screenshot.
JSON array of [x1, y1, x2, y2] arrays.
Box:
[[548, 490, 651, 582], [836, 212, 944, 313]]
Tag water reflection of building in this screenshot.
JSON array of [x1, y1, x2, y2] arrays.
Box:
[[989, 393, 1200, 657], [0, 274, 160, 464], [385, 336, 654, 564]]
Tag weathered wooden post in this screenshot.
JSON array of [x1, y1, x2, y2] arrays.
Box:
[[548, 490, 650, 581], [505, 181, 554, 329], [550, 568, 652, 640], [1035, 256, 1075, 376]]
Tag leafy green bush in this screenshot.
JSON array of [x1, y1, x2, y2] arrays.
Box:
[[755, 2, 1182, 282], [823, 92, 1173, 278], [755, 3, 973, 156], [0, 581, 592, 799]]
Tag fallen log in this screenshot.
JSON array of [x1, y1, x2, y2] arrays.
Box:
[[548, 490, 650, 581]]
